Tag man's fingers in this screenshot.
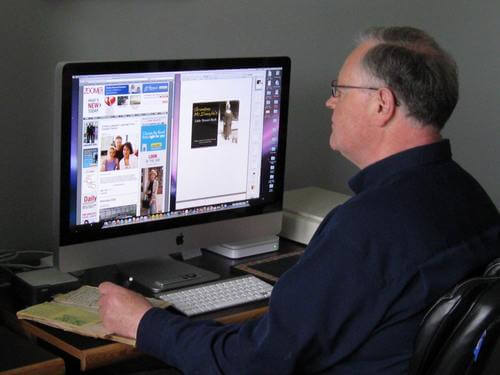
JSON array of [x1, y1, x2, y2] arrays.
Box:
[[98, 281, 123, 294]]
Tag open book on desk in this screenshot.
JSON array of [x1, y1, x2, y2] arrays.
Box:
[[16, 285, 170, 346]]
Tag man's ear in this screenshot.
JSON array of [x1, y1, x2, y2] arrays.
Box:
[[373, 87, 397, 127]]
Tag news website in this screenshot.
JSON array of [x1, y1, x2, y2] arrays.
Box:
[[74, 68, 280, 228]]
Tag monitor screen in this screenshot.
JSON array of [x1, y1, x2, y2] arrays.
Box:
[[54, 57, 290, 272]]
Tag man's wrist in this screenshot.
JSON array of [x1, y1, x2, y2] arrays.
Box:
[[133, 305, 153, 339]]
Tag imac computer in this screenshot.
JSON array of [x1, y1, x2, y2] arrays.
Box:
[[52, 57, 290, 293]]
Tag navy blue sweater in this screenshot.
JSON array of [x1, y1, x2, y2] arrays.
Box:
[[137, 140, 500, 374]]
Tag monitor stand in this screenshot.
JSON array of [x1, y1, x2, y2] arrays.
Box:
[[117, 255, 220, 295], [206, 235, 280, 259]]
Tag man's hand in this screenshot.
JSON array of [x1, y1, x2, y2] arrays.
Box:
[[98, 282, 153, 339]]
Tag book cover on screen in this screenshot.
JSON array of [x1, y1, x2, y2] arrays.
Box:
[[192, 102, 220, 148]]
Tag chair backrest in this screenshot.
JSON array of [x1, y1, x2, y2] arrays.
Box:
[[409, 257, 500, 375], [484, 258, 500, 278]]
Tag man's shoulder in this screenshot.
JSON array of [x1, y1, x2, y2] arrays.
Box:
[[348, 157, 492, 212]]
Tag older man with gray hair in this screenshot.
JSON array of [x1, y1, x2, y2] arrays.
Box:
[[99, 26, 499, 374]]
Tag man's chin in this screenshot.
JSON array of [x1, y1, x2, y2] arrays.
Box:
[[329, 135, 338, 151]]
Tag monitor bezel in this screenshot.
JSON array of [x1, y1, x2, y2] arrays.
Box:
[[57, 57, 290, 247]]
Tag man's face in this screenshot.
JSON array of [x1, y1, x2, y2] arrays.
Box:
[[325, 42, 377, 166], [115, 138, 122, 148]]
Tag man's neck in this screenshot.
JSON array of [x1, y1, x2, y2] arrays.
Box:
[[358, 122, 442, 169]]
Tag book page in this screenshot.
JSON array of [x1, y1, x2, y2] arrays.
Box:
[[17, 285, 171, 346], [17, 302, 114, 340], [18, 301, 101, 326], [53, 285, 170, 310]]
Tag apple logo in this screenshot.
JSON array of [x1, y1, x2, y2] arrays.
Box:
[[176, 233, 184, 246]]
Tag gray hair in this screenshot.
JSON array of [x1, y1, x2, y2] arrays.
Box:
[[358, 26, 458, 130]]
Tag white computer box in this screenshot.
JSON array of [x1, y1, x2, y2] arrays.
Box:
[[280, 186, 351, 245]]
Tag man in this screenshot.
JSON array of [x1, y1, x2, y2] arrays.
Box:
[[99, 26, 500, 374], [222, 101, 234, 140], [146, 169, 159, 215], [114, 135, 124, 161]]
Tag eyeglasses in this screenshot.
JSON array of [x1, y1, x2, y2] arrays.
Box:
[[331, 79, 379, 97], [331, 79, 400, 106]]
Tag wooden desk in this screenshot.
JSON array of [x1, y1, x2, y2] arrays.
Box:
[[19, 239, 304, 372], [0, 326, 65, 375], [20, 304, 270, 371]]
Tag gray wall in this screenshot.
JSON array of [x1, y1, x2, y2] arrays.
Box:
[[1, 0, 498, 251]]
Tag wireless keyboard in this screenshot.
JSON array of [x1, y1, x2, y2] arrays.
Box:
[[158, 275, 273, 316]]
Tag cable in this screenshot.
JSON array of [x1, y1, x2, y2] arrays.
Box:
[[0, 249, 54, 271], [0, 252, 17, 263], [13, 250, 53, 255], [1, 263, 51, 271], [0, 249, 53, 263]]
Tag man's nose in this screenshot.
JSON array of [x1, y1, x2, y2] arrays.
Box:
[[325, 95, 337, 109]]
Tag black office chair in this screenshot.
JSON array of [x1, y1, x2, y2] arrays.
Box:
[[409, 258, 500, 375]]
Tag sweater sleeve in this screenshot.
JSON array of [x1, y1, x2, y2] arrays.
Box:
[[136, 307, 301, 374]]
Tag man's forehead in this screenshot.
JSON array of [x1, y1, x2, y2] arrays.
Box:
[[338, 41, 377, 82]]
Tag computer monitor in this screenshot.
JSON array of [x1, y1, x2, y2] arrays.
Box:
[[52, 57, 290, 292]]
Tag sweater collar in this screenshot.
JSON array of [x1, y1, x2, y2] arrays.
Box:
[[348, 139, 452, 194]]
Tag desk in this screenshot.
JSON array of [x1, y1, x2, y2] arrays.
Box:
[[13, 239, 304, 372], [0, 326, 65, 375]]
